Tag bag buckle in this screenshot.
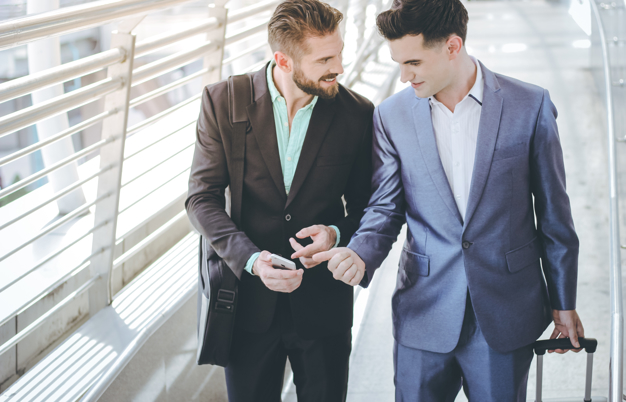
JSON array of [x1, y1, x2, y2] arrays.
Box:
[[215, 289, 236, 313]]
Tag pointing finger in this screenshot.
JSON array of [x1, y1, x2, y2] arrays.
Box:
[[313, 249, 339, 262], [297, 225, 320, 239], [292, 243, 323, 259], [289, 238, 304, 252]]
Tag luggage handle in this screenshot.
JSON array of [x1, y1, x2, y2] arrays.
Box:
[[534, 337, 598, 355], [533, 337, 597, 402]]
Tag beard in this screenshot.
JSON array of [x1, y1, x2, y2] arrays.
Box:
[[292, 65, 339, 100]]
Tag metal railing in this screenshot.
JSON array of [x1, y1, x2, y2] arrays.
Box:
[[590, 0, 626, 400], [0, 0, 392, 387], [0, 0, 280, 382]]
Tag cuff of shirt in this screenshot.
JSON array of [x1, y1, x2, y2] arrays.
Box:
[[244, 252, 261, 275], [329, 225, 340, 248]]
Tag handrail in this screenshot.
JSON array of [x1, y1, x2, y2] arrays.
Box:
[[222, 42, 269, 66], [129, 69, 208, 108], [0, 110, 116, 168], [134, 18, 220, 57], [118, 165, 190, 214], [0, 253, 100, 328], [0, 0, 195, 51], [227, 0, 280, 23], [119, 142, 195, 188], [112, 209, 187, 268], [224, 20, 268, 46], [0, 192, 112, 263], [0, 137, 112, 199], [590, 1, 623, 401], [0, 274, 100, 357], [0, 48, 125, 104], [123, 120, 195, 160], [0, 222, 106, 294], [0, 165, 114, 232], [126, 93, 201, 136], [131, 42, 217, 86], [0, 78, 123, 139]]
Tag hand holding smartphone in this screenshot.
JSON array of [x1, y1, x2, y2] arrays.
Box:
[[270, 254, 296, 270]]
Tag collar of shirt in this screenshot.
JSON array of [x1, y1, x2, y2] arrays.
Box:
[[429, 56, 484, 109], [266, 61, 318, 110]]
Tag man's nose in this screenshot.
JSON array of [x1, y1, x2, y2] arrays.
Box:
[[399, 66, 413, 84], [330, 57, 344, 75]]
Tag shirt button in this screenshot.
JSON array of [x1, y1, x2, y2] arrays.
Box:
[[462, 241, 471, 249], [285, 214, 292, 221], [287, 156, 292, 161], [284, 122, 288, 127]]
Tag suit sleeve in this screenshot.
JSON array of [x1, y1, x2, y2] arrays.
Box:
[[332, 104, 375, 246], [185, 86, 260, 280], [530, 89, 579, 310], [347, 106, 407, 287]]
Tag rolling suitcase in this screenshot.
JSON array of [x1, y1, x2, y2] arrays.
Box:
[[533, 337, 604, 402]]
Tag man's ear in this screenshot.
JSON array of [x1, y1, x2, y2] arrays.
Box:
[[274, 51, 293, 73], [446, 36, 463, 60]]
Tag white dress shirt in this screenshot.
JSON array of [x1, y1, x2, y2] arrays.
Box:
[[429, 56, 484, 220]]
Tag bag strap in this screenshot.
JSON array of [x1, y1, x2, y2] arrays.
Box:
[[227, 73, 253, 227]]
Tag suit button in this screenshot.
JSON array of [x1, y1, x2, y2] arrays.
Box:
[[462, 241, 471, 249], [285, 214, 292, 221]]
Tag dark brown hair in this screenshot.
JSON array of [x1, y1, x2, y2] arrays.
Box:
[[268, 0, 343, 60], [376, 0, 468, 47]]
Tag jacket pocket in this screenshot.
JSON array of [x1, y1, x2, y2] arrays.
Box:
[[505, 236, 542, 273], [399, 248, 430, 278], [493, 143, 526, 161]]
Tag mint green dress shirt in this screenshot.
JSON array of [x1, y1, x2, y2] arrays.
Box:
[[244, 62, 340, 275]]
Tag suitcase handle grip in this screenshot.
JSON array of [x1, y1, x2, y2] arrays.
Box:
[[533, 337, 597, 355]]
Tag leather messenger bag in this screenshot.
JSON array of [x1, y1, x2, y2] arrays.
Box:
[[196, 73, 253, 366]]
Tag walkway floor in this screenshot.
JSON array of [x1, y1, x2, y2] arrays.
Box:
[[346, 0, 613, 400]]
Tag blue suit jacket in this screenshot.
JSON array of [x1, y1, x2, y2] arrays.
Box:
[[348, 62, 579, 354]]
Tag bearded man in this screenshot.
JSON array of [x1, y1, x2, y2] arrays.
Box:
[[185, 0, 374, 400]]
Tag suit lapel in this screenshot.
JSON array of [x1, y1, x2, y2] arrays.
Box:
[[463, 64, 503, 229], [285, 96, 336, 209], [413, 98, 463, 226], [246, 74, 286, 201]]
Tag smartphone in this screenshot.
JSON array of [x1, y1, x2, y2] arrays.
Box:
[[270, 254, 296, 270]]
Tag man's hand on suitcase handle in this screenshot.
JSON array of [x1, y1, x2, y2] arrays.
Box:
[[312, 247, 365, 286], [289, 225, 337, 268], [549, 309, 585, 354], [253, 251, 304, 293]]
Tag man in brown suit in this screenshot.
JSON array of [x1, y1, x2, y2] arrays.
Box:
[[185, 0, 374, 400]]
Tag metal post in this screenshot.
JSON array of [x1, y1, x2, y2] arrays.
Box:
[[354, 0, 368, 52], [88, 18, 142, 314], [536, 354, 543, 402], [585, 353, 594, 402], [590, 1, 624, 401], [202, 0, 228, 87], [27, 0, 86, 214]]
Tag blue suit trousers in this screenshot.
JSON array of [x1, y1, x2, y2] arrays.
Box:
[[394, 295, 534, 402]]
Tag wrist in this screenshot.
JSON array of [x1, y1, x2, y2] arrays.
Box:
[[327, 226, 337, 250]]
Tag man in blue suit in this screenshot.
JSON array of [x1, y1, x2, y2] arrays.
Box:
[[312, 0, 585, 399]]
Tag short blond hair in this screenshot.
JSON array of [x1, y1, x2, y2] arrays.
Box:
[[268, 0, 343, 60]]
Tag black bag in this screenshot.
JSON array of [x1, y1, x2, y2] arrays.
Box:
[[196, 73, 254, 366]]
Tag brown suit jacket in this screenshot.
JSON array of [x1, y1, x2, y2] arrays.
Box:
[[186, 63, 374, 338]]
